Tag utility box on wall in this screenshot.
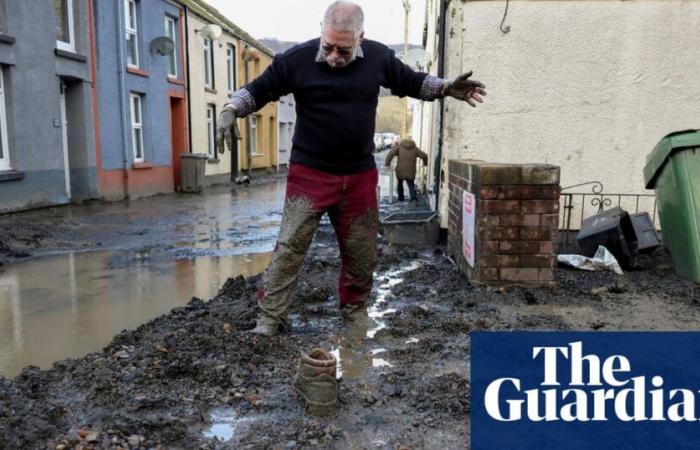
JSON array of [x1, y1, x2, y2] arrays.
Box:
[[447, 160, 561, 285]]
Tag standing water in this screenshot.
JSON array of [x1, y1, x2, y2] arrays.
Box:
[[0, 251, 271, 378]]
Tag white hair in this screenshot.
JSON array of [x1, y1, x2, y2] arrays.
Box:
[[322, 1, 364, 36]]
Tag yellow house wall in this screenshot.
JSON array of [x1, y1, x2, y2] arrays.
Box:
[[187, 13, 277, 180], [238, 55, 277, 172]]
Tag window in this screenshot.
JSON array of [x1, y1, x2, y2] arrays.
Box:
[[0, 0, 6, 34], [55, 0, 75, 52], [206, 104, 216, 158], [250, 115, 258, 154], [226, 44, 236, 93], [130, 93, 144, 162], [164, 16, 177, 78], [203, 38, 213, 89], [0, 69, 9, 171], [125, 0, 139, 68]]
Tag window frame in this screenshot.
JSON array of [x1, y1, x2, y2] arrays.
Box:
[[125, 0, 139, 68], [164, 15, 177, 78], [250, 115, 261, 156], [55, 0, 75, 52], [226, 44, 236, 94], [206, 104, 216, 159], [130, 93, 144, 163], [203, 38, 213, 89], [0, 69, 10, 171]]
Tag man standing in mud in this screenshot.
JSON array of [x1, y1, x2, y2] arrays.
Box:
[[216, 1, 486, 335]]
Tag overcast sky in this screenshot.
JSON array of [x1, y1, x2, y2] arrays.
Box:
[[205, 0, 427, 46]]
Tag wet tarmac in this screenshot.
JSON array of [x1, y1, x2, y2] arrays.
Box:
[[0, 178, 287, 378]]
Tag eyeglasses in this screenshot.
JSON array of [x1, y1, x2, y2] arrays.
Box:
[[321, 42, 354, 57]]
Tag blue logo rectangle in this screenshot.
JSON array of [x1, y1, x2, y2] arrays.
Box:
[[471, 332, 700, 450]]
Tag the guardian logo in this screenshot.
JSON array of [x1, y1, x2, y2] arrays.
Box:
[[484, 341, 699, 423]]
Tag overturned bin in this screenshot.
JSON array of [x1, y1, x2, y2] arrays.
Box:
[[644, 130, 700, 282], [576, 207, 638, 270], [630, 212, 662, 254], [381, 211, 440, 246]]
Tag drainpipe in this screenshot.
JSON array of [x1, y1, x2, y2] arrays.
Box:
[[115, 0, 130, 198], [184, 5, 193, 155], [244, 46, 252, 177], [433, 0, 449, 211]]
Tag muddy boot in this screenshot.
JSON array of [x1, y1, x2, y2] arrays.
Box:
[[340, 302, 368, 323], [249, 316, 283, 336], [293, 348, 338, 416]]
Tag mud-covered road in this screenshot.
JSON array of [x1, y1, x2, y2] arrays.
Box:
[[1, 217, 699, 449]]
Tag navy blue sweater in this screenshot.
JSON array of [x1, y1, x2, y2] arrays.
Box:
[[244, 38, 429, 175]]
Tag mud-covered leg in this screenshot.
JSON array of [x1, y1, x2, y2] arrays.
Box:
[[329, 169, 379, 313], [254, 196, 322, 334]]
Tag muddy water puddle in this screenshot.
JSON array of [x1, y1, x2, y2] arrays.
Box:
[[0, 251, 271, 378], [331, 262, 421, 380]]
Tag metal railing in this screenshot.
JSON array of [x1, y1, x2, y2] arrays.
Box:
[[560, 181, 658, 243]]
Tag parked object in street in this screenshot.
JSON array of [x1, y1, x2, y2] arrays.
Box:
[[293, 348, 338, 416], [558, 245, 624, 275], [382, 132, 397, 150], [576, 207, 638, 270], [373, 133, 384, 152], [382, 211, 440, 246], [644, 130, 700, 283], [179, 154, 209, 193], [630, 212, 662, 254]]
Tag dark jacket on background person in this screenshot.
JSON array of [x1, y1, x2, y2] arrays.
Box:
[[384, 139, 428, 180]]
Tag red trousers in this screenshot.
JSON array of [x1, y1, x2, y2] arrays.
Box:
[[256, 163, 379, 327]]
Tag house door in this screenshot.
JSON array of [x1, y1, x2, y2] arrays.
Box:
[[169, 97, 186, 188], [59, 83, 71, 200]]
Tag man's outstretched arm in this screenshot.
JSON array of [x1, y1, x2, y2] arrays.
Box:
[[217, 53, 292, 153], [420, 72, 486, 106], [386, 50, 486, 105]]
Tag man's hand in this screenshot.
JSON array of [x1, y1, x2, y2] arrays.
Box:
[[216, 107, 241, 154], [443, 71, 486, 107]]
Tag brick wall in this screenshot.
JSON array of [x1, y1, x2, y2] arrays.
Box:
[[447, 160, 561, 285]]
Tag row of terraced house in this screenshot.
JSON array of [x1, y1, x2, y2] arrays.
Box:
[[0, 0, 295, 213]]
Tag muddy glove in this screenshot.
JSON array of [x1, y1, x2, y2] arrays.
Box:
[[216, 107, 241, 154], [443, 71, 486, 107]]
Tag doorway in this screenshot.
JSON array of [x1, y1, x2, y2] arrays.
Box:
[[169, 97, 186, 189], [59, 83, 71, 200]]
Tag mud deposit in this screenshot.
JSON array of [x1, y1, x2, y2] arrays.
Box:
[[1, 224, 699, 449]]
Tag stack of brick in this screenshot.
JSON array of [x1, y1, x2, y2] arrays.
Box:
[[447, 160, 561, 284]]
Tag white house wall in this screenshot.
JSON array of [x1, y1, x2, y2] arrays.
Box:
[[431, 0, 700, 227]]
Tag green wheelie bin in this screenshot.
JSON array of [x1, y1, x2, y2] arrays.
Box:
[[643, 130, 700, 282]]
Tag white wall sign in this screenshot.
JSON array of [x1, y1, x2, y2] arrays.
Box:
[[463, 191, 476, 267]]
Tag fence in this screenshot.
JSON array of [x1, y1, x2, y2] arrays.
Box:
[[559, 181, 658, 243]]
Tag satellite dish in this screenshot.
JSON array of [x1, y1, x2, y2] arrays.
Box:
[[199, 24, 222, 41], [150, 36, 175, 56], [402, 48, 428, 70]]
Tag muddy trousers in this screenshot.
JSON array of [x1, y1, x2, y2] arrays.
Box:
[[256, 163, 379, 328]]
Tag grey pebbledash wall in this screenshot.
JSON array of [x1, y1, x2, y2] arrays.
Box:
[[0, 0, 97, 213]]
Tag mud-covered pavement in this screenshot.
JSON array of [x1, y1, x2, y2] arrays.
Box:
[[2, 215, 700, 448]]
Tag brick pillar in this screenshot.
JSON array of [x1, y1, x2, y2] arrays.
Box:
[[447, 160, 560, 285]]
